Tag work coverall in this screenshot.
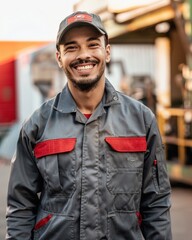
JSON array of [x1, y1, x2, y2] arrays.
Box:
[[6, 79, 172, 240]]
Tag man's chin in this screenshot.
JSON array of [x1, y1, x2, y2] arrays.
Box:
[[70, 77, 100, 92], [74, 82, 98, 92]]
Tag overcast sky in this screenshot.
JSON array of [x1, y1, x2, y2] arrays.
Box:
[[0, 0, 79, 41]]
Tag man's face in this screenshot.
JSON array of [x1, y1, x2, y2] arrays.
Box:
[[56, 25, 110, 92]]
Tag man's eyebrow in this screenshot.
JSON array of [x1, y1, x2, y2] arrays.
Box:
[[63, 41, 76, 46]]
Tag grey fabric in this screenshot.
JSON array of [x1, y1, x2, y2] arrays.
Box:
[[6, 79, 172, 240]]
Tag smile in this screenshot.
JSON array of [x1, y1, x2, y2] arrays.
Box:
[[76, 65, 94, 70]]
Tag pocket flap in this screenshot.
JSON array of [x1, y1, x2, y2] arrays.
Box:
[[34, 138, 76, 158], [105, 137, 146, 152]]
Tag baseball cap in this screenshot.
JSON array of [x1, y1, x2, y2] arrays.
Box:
[[56, 11, 108, 47]]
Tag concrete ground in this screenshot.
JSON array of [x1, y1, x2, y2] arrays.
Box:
[[0, 163, 192, 239], [170, 182, 192, 240]]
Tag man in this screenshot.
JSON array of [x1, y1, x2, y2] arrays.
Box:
[[6, 11, 172, 240]]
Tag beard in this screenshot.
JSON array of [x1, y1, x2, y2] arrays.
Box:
[[65, 62, 105, 92], [69, 75, 101, 92]]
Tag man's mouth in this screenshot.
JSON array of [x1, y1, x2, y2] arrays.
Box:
[[71, 60, 98, 70], [76, 64, 94, 71]]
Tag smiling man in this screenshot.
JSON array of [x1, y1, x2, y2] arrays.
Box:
[[6, 11, 172, 240], [57, 26, 109, 91], [55, 14, 110, 114]]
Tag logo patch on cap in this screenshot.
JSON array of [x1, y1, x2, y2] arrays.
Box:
[[67, 13, 93, 25]]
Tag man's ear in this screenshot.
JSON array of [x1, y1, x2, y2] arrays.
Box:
[[105, 44, 111, 63], [56, 51, 62, 68]]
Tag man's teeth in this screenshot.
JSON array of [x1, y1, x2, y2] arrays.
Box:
[[77, 65, 93, 70]]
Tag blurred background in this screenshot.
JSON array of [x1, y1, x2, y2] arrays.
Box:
[[0, 0, 192, 239]]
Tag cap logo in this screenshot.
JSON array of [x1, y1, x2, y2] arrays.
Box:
[[67, 13, 93, 25]]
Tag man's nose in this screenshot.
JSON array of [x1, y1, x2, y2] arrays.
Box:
[[76, 47, 91, 60]]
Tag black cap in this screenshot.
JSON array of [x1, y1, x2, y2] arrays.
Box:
[[56, 11, 108, 47]]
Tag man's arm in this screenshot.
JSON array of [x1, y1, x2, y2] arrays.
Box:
[[140, 116, 172, 239], [6, 129, 42, 240]]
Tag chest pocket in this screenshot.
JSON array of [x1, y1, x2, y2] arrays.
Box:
[[34, 138, 76, 197], [105, 137, 146, 194]]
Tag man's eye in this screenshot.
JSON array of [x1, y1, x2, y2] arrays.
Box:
[[65, 46, 76, 51], [89, 43, 99, 48]]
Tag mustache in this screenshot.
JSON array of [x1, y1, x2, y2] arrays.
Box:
[[70, 59, 99, 68]]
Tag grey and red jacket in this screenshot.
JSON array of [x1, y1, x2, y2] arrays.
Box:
[[6, 79, 172, 240]]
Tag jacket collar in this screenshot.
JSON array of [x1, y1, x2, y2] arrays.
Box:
[[54, 78, 120, 113]]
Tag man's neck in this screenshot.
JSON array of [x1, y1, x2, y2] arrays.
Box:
[[68, 80, 105, 114]]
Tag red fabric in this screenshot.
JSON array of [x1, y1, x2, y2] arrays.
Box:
[[0, 59, 17, 123], [84, 113, 92, 119], [67, 14, 92, 24], [34, 138, 76, 159], [153, 159, 157, 166], [34, 214, 53, 230], [136, 212, 142, 225], [105, 137, 147, 152]]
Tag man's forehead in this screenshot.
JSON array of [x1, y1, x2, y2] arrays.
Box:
[[61, 25, 103, 43]]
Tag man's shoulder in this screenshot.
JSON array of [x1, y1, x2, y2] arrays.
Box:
[[34, 96, 57, 118], [117, 91, 155, 122], [22, 94, 59, 130], [117, 91, 147, 109]]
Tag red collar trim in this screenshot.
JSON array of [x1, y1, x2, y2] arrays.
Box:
[[84, 113, 92, 119]]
